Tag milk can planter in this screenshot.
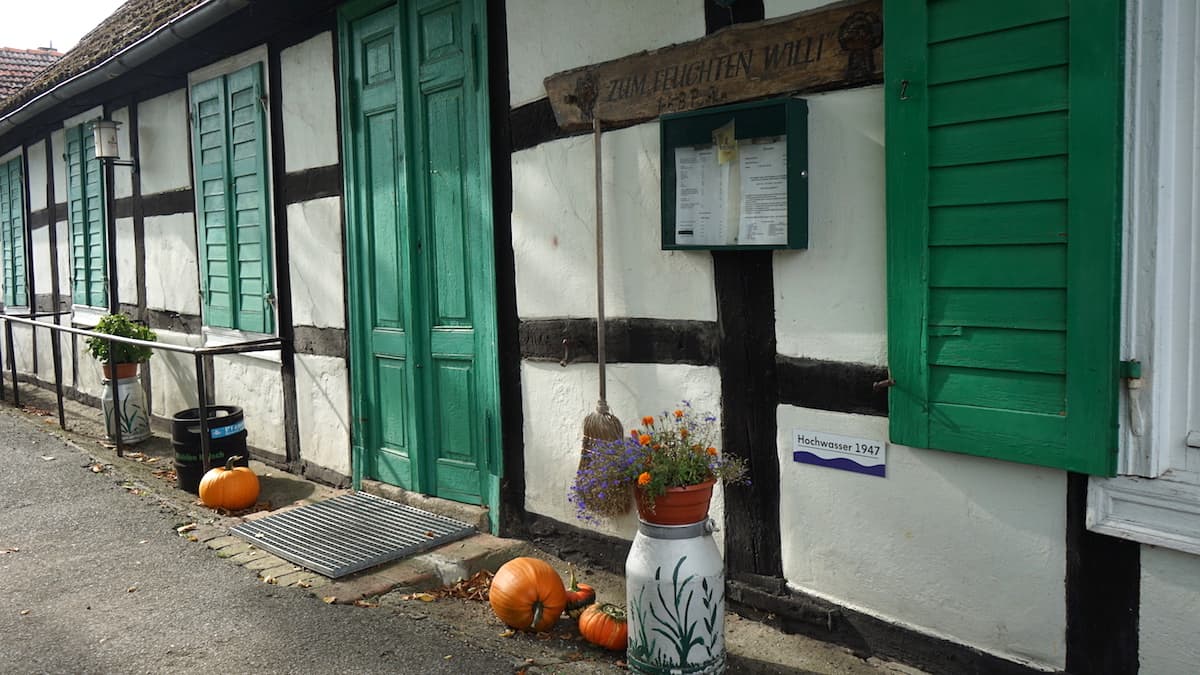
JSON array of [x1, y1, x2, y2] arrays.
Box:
[[627, 480, 726, 674], [568, 403, 749, 675], [86, 314, 157, 445]]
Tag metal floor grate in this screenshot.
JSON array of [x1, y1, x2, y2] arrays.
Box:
[[230, 491, 476, 578]]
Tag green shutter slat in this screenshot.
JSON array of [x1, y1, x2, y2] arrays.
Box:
[[928, 0, 1067, 43], [83, 130, 107, 308], [929, 157, 1066, 207], [928, 20, 1068, 86], [929, 328, 1065, 375], [929, 66, 1068, 127], [930, 244, 1065, 288], [928, 404, 1068, 468], [929, 112, 1067, 167], [930, 288, 1065, 331], [930, 202, 1067, 246], [930, 366, 1065, 414]]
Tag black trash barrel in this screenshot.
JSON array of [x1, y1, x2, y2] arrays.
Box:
[[172, 406, 248, 493]]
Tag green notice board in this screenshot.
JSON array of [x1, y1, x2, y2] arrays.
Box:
[[660, 97, 808, 250]]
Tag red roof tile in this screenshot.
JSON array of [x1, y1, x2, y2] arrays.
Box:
[[0, 47, 63, 101]]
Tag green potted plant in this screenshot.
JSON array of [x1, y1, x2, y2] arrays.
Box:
[[85, 313, 157, 380], [569, 400, 749, 525]]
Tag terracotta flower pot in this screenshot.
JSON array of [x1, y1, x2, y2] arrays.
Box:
[[102, 362, 139, 380], [635, 478, 716, 525]]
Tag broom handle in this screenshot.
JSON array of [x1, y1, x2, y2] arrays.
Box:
[[594, 117, 607, 403]]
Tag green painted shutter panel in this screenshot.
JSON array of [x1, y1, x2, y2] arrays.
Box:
[[885, 0, 1123, 475], [192, 65, 273, 333], [82, 129, 107, 308], [1, 158, 27, 307], [65, 125, 107, 308], [193, 76, 234, 328], [227, 63, 272, 334]]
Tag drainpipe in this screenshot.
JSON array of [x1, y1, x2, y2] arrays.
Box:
[[0, 0, 249, 136]]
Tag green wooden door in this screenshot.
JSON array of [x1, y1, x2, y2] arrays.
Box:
[[341, 0, 500, 508]]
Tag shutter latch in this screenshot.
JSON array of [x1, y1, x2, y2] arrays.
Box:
[[1121, 359, 1144, 437], [265, 292, 276, 307]]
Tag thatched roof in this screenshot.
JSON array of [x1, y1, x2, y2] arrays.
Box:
[[0, 0, 204, 118]]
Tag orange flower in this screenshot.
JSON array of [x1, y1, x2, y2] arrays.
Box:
[[630, 429, 639, 438], [637, 472, 652, 486], [652, 443, 661, 450], [639, 434, 652, 446], [641, 416, 654, 427], [673, 409, 684, 418], [680, 428, 689, 439], [706, 446, 718, 456]]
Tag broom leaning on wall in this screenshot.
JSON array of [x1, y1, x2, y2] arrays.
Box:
[[577, 116, 629, 516]]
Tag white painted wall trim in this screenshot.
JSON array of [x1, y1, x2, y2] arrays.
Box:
[[1090, 0, 1200, 554]]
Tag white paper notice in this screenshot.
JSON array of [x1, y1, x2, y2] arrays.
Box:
[[674, 146, 730, 246], [737, 138, 788, 245]]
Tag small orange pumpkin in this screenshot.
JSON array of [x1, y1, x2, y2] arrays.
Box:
[[198, 456, 260, 511], [563, 565, 596, 618], [488, 557, 566, 632], [578, 602, 628, 651]]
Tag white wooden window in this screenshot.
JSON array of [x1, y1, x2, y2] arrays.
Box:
[[1088, 0, 1200, 554]]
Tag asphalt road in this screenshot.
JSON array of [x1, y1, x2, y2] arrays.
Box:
[[0, 412, 518, 674]]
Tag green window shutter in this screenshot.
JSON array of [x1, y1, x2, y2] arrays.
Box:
[[191, 64, 273, 333], [65, 125, 107, 309], [192, 75, 235, 329], [1, 157, 27, 307], [885, 0, 1124, 475], [227, 63, 272, 334]]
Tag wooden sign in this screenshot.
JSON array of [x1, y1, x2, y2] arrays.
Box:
[[543, 0, 882, 130]]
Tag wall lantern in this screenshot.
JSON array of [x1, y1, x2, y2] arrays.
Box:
[[92, 119, 136, 169]]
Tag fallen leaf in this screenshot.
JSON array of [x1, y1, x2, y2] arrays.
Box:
[[297, 581, 312, 589], [1, 547, 18, 554], [499, 629, 515, 638], [411, 592, 437, 602], [264, 576, 277, 585], [322, 596, 337, 604], [186, 534, 198, 542], [353, 599, 379, 608], [424, 530, 435, 538], [40, 455, 56, 461], [126, 586, 137, 593], [176, 523, 198, 534], [19, 609, 30, 616]]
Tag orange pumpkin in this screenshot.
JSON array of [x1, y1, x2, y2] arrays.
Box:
[[198, 456, 260, 511], [578, 603, 628, 651], [563, 565, 596, 618], [488, 557, 566, 632]]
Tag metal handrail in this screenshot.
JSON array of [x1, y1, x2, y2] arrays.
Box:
[[0, 312, 284, 473]]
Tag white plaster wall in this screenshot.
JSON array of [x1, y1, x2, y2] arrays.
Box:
[[774, 86, 887, 366], [1140, 546, 1200, 674], [33, 315, 67, 381], [143, 213, 199, 315], [27, 140, 46, 211], [280, 32, 338, 173], [295, 353, 351, 476], [136, 90, 191, 195], [30, 227, 52, 306], [145, 330, 205, 419], [521, 361, 726, 544], [211, 352, 285, 455], [9, 324, 35, 372], [506, 0, 704, 106], [115, 217, 137, 306], [286, 197, 344, 329], [512, 124, 716, 320], [111, 107, 133, 200], [764, 0, 830, 19], [778, 405, 1068, 668], [54, 222, 70, 306], [50, 129, 66, 207]]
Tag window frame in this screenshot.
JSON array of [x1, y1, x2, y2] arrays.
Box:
[[187, 46, 277, 339], [1088, 0, 1200, 555]]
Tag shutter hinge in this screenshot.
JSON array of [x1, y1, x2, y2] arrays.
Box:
[[1120, 359, 1142, 379], [258, 94, 269, 112], [265, 292, 276, 307]]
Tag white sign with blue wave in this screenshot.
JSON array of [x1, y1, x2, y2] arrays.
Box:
[[792, 429, 886, 477]]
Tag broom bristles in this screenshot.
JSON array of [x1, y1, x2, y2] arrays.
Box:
[[577, 399, 631, 516]]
